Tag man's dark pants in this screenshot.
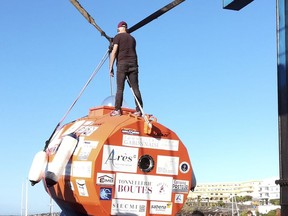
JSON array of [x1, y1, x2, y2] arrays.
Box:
[[115, 62, 143, 112]]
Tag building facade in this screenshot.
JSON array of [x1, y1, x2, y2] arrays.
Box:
[[188, 177, 279, 203]]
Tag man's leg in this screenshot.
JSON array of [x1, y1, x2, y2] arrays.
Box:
[[128, 70, 143, 112], [115, 65, 127, 111]]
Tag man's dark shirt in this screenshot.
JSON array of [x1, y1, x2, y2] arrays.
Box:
[[113, 32, 137, 63]]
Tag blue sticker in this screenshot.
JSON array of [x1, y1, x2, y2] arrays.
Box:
[[100, 187, 112, 200]]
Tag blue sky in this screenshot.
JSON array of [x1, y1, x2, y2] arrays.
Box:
[[0, 0, 277, 215]]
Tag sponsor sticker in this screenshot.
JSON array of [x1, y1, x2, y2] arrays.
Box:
[[76, 179, 89, 197], [115, 173, 173, 201], [77, 146, 91, 160], [122, 134, 179, 151], [66, 161, 92, 178], [172, 179, 189, 193], [77, 125, 98, 137], [179, 162, 190, 174], [101, 145, 138, 173], [175, 194, 184, 204], [111, 199, 147, 216], [62, 120, 86, 136], [63, 120, 98, 137], [96, 173, 115, 185], [156, 155, 179, 175], [100, 187, 112, 200], [77, 140, 99, 160], [121, 128, 140, 135], [83, 140, 98, 149], [150, 201, 173, 215]]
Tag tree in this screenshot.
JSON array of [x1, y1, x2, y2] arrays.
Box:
[[262, 209, 277, 216], [217, 200, 225, 207], [234, 195, 252, 203], [270, 199, 280, 205]]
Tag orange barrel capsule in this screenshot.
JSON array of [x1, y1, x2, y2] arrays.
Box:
[[44, 106, 196, 216]]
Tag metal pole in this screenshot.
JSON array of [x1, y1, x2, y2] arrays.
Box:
[[25, 180, 28, 216], [232, 195, 234, 215], [276, 0, 288, 215], [50, 197, 54, 216], [21, 182, 24, 216], [235, 196, 239, 216]]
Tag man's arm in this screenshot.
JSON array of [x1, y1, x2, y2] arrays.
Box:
[[109, 44, 118, 77]]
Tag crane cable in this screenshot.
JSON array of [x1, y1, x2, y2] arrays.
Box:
[[43, 49, 110, 151]]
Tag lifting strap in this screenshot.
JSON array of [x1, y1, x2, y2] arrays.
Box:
[[126, 76, 152, 129], [43, 49, 110, 151]]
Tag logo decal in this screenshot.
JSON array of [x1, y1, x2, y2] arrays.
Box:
[[100, 187, 112, 200], [180, 162, 190, 173], [121, 129, 140, 135], [96, 173, 115, 185], [102, 145, 138, 173]]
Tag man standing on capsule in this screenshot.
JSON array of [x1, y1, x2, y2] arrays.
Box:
[[109, 21, 143, 117]]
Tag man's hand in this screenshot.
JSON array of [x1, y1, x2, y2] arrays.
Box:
[[110, 68, 114, 77]]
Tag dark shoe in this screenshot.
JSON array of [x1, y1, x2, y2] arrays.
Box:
[[133, 111, 142, 117], [110, 109, 121, 116]]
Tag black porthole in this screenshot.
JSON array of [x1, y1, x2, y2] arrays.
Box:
[[138, 155, 154, 172]]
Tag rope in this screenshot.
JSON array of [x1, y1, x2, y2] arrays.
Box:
[[58, 49, 109, 125], [44, 49, 110, 150], [126, 76, 152, 128]]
